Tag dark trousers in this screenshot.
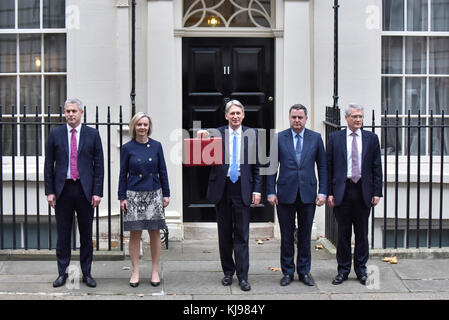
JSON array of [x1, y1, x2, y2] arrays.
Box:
[[216, 178, 250, 282], [55, 180, 94, 277], [334, 180, 370, 277], [277, 192, 315, 276]]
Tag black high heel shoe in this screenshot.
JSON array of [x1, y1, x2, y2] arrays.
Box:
[[129, 281, 139, 288]]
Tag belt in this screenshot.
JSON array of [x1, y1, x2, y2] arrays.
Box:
[[346, 178, 361, 184]]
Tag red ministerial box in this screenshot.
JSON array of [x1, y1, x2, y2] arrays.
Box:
[[183, 137, 223, 166]]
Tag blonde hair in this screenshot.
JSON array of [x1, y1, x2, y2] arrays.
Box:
[[129, 112, 152, 139]]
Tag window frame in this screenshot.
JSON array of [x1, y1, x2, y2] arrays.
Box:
[[0, 0, 67, 163], [381, 0, 449, 160]]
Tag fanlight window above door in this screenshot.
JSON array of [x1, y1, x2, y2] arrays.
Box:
[[183, 0, 274, 28]]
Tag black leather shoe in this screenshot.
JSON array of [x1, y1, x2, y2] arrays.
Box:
[[52, 274, 68, 288], [82, 275, 97, 288], [239, 280, 251, 292], [129, 282, 139, 288], [332, 273, 348, 285], [358, 274, 368, 285], [298, 274, 315, 286], [280, 275, 294, 286], [150, 281, 160, 287], [221, 275, 233, 286]]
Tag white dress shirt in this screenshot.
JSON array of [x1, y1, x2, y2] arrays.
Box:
[[66, 123, 81, 179], [346, 128, 362, 179], [227, 125, 242, 177]]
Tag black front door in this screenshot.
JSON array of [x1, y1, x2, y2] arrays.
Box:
[[182, 37, 274, 222]]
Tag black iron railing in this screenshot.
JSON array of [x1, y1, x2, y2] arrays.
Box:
[[0, 105, 168, 251], [324, 106, 449, 249]]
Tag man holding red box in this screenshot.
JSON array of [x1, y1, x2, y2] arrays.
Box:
[[198, 100, 262, 292]]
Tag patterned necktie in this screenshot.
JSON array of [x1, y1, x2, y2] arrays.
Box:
[[230, 132, 239, 183], [70, 128, 79, 181], [351, 132, 360, 183], [295, 133, 302, 165]]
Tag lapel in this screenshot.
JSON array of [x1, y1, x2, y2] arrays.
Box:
[[361, 129, 369, 166], [284, 130, 297, 164], [61, 124, 69, 157], [338, 129, 348, 173], [299, 129, 310, 167], [78, 124, 86, 155], [220, 126, 229, 169]]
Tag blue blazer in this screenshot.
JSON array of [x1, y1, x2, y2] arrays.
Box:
[[118, 138, 170, 200], [327, 129, 383, 208], [44, 124, 104, 201], [206, 126, 262, 206], [267, 128, 328, 204]]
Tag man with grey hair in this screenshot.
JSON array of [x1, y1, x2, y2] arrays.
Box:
[[45, 98, 104, 288], [327, 103, 382, 285], [198, 99, 262, 292]]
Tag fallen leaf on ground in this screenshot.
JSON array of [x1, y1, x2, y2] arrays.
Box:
[[256, 239, 264, 245], [269, 267, 282, 272], [382, 256, 398, 264], [315, 244, 324, 250], [202, 250, 211, 253], [138, 294, 144, 297], [122, 266, 130, 270]]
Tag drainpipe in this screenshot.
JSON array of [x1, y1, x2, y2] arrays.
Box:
[[333, 0, 339, 110], [131, 0, 136, 116]]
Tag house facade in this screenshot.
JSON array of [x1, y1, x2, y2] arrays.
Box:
[[1, 0, 448, 249]]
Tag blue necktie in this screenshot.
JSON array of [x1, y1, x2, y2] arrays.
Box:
[[230, 132, 239, 183], [295, 133, 302, 165]]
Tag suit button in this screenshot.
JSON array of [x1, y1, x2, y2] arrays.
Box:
[[149, 173, 153, 176], [149, 158, 152, 162], [139, 174, 142, 178]]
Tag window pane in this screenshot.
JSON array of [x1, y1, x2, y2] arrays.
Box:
[[45, 75, 66, 114], [405, 77, 426, 114], [1, 117, 17, 156], [432, 117, 449, 155], [407, 0, 428, 31], [0, 0, 15, 29], [0, 76, 16, 115], [20, 116, 42, 156], [19, 34, 41, 73], [382, 36, 403, 74], [430, 37, 449, 74], [382, 117, 403, 155], [383, 0, 404, 31], [20, 76, 41, 114], [405, 37, 427, 74], [430, 77, 449, 114], [0, 34, 16, 73], [43, 0, 65, 28], [406, 118, 427, 155], [431, 0, 449, 31], [44, 34, 66, 72], [18, 0, 40, 28], [382, 77, 403, 114]]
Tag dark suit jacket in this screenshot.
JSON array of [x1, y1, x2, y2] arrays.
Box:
[[44, 124, 104, 201], [327, 129, 382, 208], [118, 138, 170, 200], [267, 128, 328, 204], [206, 125, 262, 206]]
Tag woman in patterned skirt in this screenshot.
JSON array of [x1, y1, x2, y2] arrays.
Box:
[[118, 112, 170, 287]]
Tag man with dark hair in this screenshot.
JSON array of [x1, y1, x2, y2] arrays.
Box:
[[267, 104, 327, 287]]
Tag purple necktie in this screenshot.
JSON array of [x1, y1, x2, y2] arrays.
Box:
[[70, 128, 79, 181], [351, 132, 360, 183]]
